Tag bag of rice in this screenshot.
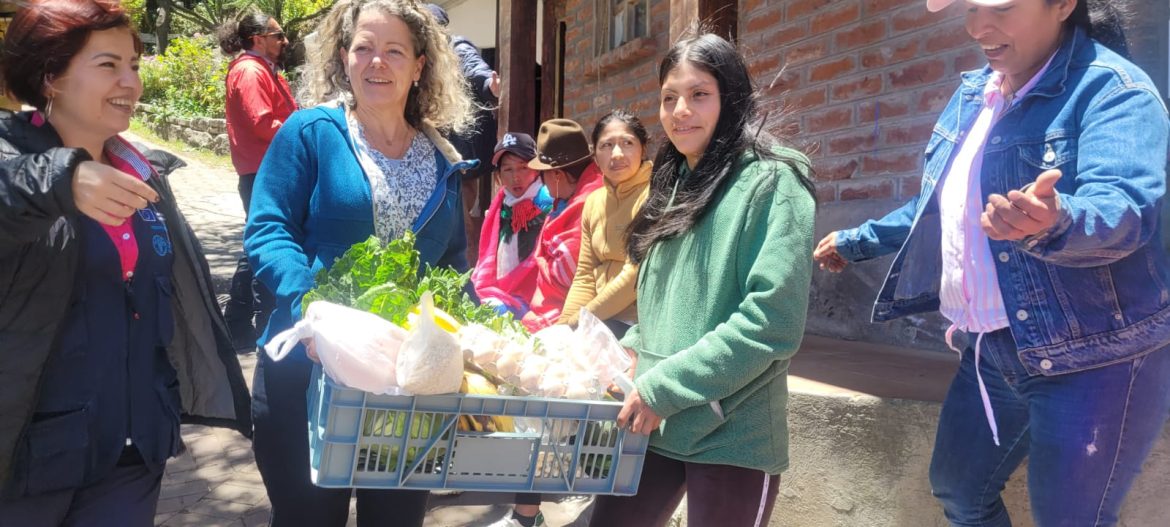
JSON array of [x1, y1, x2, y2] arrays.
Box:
[[396, 292, 464, 395]]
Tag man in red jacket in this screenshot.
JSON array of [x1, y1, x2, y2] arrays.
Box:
[[218, 13, 296, 352]]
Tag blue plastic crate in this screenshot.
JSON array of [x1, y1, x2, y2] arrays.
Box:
[[306, 364, 649, 495]]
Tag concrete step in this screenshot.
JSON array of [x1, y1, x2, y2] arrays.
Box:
[[766, 335, 1170, 527]]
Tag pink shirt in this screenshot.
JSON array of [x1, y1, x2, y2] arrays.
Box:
[[937, 55, 1054, 446], [938, 56, 1054, 334], [101, 137, 156, 281]]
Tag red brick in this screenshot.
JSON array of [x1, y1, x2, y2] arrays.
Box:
[[629, 96, 656, 117], [747, 6, 783, 34], [953, 48, 986, 73], [614, 85, 637, 103], [810, 56, 855, 83], [750, 53, 783, 79], [816, 158, 860, 181], [762, 68, 802, 95], [860, 39, 919, 68], [839, 178, 895, 200], [863, 0, 911, 15], [762, 22, 809, 50], [862, 150, 921, 174], [636, 75, 658, 95], [787, 0, 834, 21], [914, 84, 955, 113], [891, 6, 949, 33], [815, 182, 838, 202], [887, 59, 947, 89], [899, 174, 923, 199], [827, 128, 878, 156], [831, 75, 882, 100], [786, 37, 829, 66], [924, 26, 972, 53], [858, 96, 911, 123], [788, 87, 828, 110], [836, 20, 887, 51], [882, 119, 936, 147], [631, 60, 656, 78], [743, 0, 767, 14], [805, 106, 854, 134], [811, 3, 860, 33]]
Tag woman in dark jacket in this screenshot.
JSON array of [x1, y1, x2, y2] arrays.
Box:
[[0, 1, 251, 524]]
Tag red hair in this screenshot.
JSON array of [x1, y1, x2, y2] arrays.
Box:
[[1, 0, 143, 110]]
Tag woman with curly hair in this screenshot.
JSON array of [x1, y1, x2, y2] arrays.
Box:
[[243, 0, 475, 525]]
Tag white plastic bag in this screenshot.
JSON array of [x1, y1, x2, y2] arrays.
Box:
[[396, 292, 464, 395], [575, 309, 635, 393], [264, 301, 407, 394]]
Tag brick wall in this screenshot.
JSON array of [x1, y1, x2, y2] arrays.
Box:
[[739, 0, 974, 203], [551, 0, 670, 137], [550, 0, 975, 201]]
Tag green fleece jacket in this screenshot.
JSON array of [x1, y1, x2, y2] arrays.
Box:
[[622, 147, 815, 475]]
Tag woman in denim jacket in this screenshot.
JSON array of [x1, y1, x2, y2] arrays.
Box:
[[814, 0, 1170, 525]]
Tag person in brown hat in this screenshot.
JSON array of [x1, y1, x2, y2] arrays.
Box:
[[520, 119, 604, 332], [470, 132, 554, 318]]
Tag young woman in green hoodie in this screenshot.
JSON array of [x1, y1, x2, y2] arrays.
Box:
[[588, 33, 817, 527]]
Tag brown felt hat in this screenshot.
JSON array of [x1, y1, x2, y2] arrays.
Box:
[[528, 119, 593, 171]]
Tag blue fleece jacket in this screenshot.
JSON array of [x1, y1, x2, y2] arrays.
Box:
[[244, 104, 473, 347]]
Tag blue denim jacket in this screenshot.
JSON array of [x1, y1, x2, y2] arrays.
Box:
[[835, 28, 1170, 376]]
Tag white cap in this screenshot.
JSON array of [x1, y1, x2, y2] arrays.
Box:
[[926, 0, 1014, 13]]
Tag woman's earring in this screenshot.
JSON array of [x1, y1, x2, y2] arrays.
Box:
[[44, 96, 54, 120], [413, 79, 419, 88]]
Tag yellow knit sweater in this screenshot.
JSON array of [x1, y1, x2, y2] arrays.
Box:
[[559, 161, 652, 326]]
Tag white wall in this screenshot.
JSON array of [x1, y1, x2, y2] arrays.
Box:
[[439, 0, 542, 65]]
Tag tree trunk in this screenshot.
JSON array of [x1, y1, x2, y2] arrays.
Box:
[[154, 1, 172, 54]]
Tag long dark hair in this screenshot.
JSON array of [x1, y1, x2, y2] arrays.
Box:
[[591, 109, 650, 159], [217, 13, 273, 55], [625, 33, 815, 264], [1064, 0, 1131, 58]]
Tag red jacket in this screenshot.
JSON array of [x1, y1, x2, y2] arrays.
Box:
[[522, 163, 604, 332], [224, 53, 296, 175]]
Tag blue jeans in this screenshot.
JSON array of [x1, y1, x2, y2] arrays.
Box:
[[929, 329, 1170, 526]]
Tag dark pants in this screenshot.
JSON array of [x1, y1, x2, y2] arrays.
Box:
[[929, 329, 1170, 527], [225, 173, 274, 351], [589, 450, 780, 527], [252, 354, 429, 527], [0, 448, 163, 527], [603, 319, 630, 340]]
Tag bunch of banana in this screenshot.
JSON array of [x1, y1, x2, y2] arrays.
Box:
[[457, 373, 515, 433]]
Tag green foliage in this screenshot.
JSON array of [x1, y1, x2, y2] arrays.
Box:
[[252, 0, 336, 27], [139, 36, 227, 118], [124, 0, 148, 31], [303, 232, 527, 335]]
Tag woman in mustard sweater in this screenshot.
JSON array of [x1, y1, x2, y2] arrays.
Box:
[[588, 33, 816, 527], [557, 110, 651, 337]]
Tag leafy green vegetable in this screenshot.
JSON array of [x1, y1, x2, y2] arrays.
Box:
[[302, 232, 527, 335]]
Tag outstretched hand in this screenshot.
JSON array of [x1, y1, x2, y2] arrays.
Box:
[[813, 231, 848, 272], [981, 169, 1062, 241]]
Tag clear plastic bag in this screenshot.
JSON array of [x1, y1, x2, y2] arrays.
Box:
[[265, 301, 406, 394], [574, 309, 635, 393], [396, 292, 465, 395]]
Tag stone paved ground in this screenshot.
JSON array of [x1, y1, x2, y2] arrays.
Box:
[[129, 132, 594, 527]]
